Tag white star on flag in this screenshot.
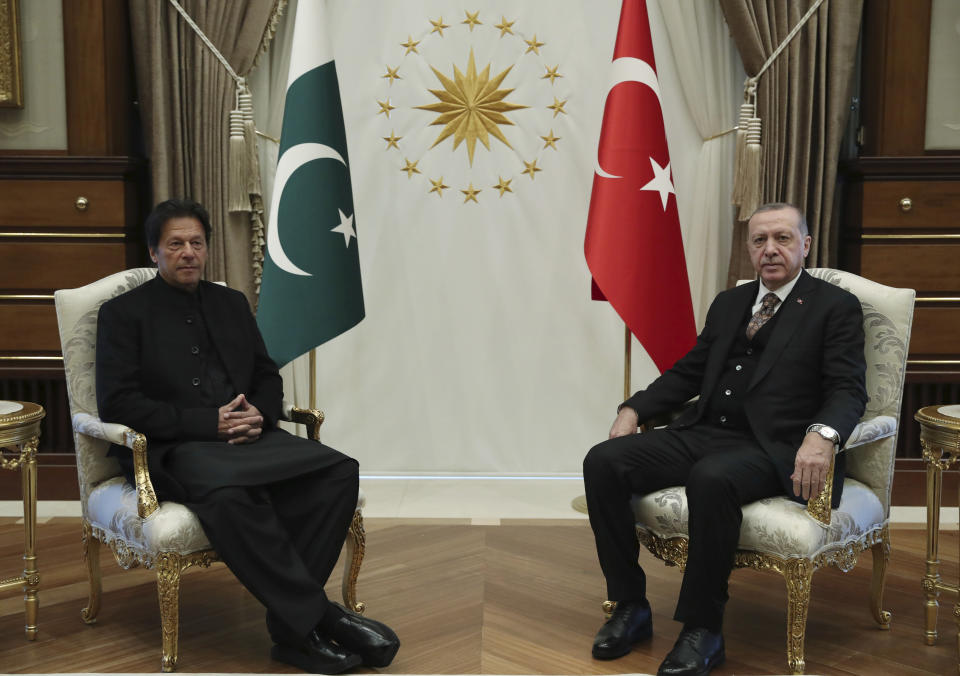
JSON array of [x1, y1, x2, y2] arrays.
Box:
[[330, 208, 357, 246], [639, 157, 675, 211]]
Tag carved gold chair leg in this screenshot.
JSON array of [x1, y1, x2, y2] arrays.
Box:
[[156, 552, 184, 673], [784, 559, 814, 675], [870, 528, 892, 629], [79, 520, 102, 625], [341, 509, 366, 614]]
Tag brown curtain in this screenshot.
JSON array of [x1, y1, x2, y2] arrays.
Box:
[[129, 0, 284, 303], [720, 0, 863, 285]]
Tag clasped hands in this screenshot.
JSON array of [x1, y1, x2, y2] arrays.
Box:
[[610, 407, 834, 501], [218, 393, 263, 445]]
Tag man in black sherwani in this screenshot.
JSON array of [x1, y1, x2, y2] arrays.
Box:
[[96, 199, 398, 674], [583, 203, 867, 676]]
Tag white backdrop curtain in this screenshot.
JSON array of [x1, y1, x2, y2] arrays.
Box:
[[657, 0, 742, 322], [250, 0, 742, 475]]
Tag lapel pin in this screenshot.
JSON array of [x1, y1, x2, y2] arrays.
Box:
[[796, 298, 804, 305]]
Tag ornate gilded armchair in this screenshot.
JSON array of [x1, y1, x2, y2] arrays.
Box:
[[54, 267, 366, 672], [630, 268, 914, 674]]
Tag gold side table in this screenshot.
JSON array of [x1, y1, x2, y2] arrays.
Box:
[[0, 400, 44, 640], [917, 404, 960, 666]]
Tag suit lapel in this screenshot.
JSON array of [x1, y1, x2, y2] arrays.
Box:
[[748, 270, 817, 390]]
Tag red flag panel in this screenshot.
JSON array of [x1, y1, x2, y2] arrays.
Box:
[[584, 0, 696, 373]]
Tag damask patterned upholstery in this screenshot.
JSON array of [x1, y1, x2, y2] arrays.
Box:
[[630, 268, 914, 675], [54, 267, 366, 671]]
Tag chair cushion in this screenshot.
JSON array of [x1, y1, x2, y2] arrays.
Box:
[[632, 478, 885, 560], [87, 478, 368, 558], [87, 477, 213, 555]]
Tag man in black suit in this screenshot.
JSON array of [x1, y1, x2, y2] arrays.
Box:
[[583, 203, 867, 676], [96, 199, 399, 674]]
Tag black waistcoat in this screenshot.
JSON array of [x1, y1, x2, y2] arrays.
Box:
[[703, 302, 784, 429]]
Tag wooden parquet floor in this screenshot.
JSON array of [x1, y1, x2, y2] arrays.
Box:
[[0, 517, 956, 674]]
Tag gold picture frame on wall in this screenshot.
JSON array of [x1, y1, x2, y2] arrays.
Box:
[[0, 0, 24, 108]]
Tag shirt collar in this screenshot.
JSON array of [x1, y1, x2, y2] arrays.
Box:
[[755, 270, 802, 307]]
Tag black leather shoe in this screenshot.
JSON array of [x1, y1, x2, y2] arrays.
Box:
[[591, 601, 653, 660], [657, 627, 725, 676], [271, 630, 362, 674], [325, 603, 400, 668]]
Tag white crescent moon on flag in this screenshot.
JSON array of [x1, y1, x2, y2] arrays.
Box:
[[267, 142, 348, 277], [595, 57, 663, 179]]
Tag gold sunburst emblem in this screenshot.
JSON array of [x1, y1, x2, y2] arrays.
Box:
[[415, 49, 528, 166]]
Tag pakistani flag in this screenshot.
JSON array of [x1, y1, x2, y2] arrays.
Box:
[[257, 0, 364, 367]]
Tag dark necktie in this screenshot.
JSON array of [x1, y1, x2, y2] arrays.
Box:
[[746, 292, 780, 340]]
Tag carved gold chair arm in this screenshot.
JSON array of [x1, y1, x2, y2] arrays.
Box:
[[287, 407, 325, 441], [71, 412, 160, 519], [124, 429, 160, 519], [804, 454, 836, 525]]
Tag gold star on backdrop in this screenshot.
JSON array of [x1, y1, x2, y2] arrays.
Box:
[[377, 99, 395, 117], [429, 177, 449, 197], [401, 36, 421, 55], [383, 131, 402, 150], [493, 177, 513, 196], [461, 183, 481, 203], [462, 10, 481, 31], [494, 16, 515, 37], [524, 35, 545, 54], [401, 158, 421, 178], [541, 130, 560, 150], [382, 65, 401, 84], [542, 65, 562, 84], [429, 17, 449, 36], [547, 97, 567, 117], [415, 49, 528, 166], [522, 159, 541, 180]]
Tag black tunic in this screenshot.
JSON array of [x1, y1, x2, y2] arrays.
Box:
[[96, 274, 347, 502]]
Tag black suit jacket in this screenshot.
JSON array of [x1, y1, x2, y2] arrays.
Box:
[[95, 275, 283, 493], [623, 270, 868, 505]]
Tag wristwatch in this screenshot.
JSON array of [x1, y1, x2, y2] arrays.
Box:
[[806, 423, 841, 452]]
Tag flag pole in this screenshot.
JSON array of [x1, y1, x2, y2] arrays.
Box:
[[309, 348, 317, 410], [623, 324, 631, 400]]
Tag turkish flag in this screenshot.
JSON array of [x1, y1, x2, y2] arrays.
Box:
[[584, 0, 696, 374]]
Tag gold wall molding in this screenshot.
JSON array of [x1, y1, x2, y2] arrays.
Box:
[[0, 356, 62, 361], [0, 294, 53, 300], [862, 234, 960, 240], [0, 232, 125, 239]]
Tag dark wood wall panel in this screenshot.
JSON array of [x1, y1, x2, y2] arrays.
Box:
[[860, 243, 960, 290], [862, 181, 960, 229], [0, 2, 144, 501], [0, 305, 60, 351], [0, 179, 126, 227], [0, 242, 126, 290], [62, 0, 133, 156], [910, 307, 960, 355], [860, 0, 933, 156]]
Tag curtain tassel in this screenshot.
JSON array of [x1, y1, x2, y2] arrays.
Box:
[[239, 88, 262, 197], [228, 86, 251, 213], [738, 115, 763, 221], [730, 101, 754, 208]]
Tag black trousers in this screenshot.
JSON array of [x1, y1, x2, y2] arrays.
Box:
[[583, 424, 782, 632], [183, 455, 360, 640]]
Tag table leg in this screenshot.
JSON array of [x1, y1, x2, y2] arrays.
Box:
[[924, 455, 943, 645], [956, 479, 960, 673], [21, 437, 38, 640]]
